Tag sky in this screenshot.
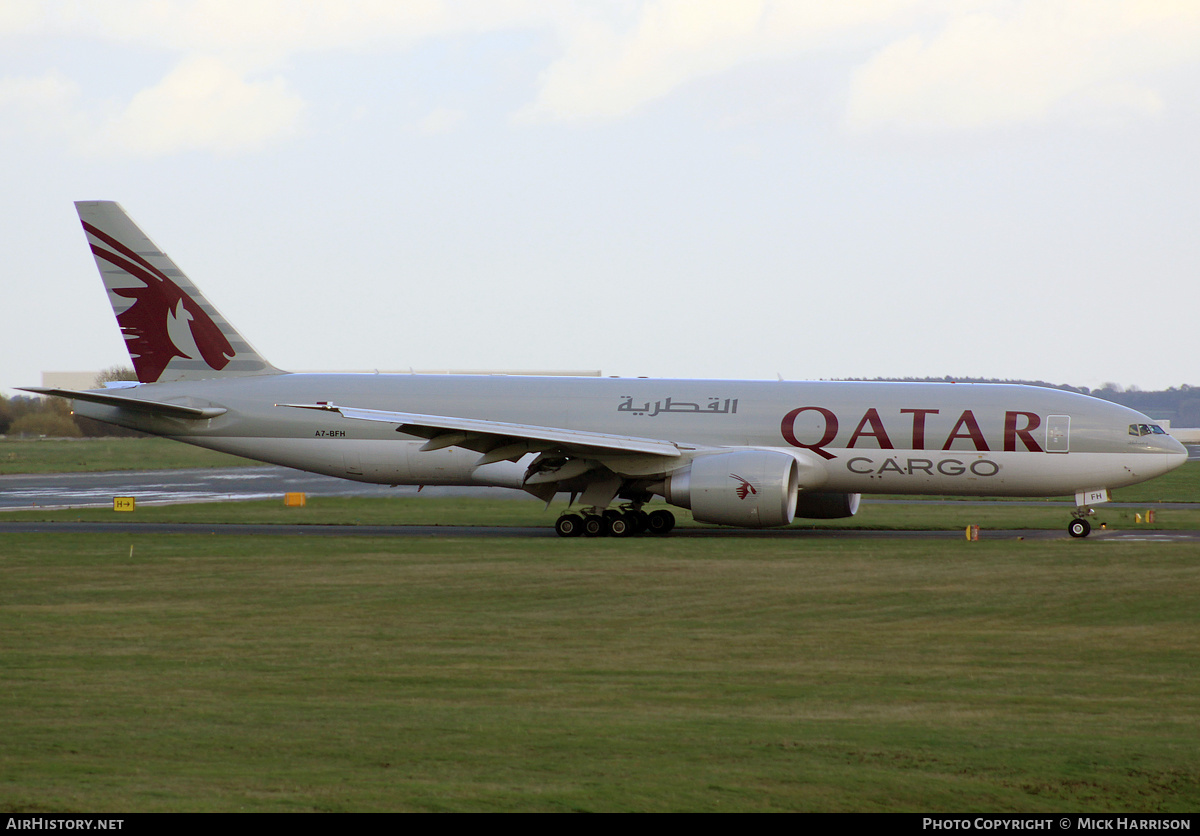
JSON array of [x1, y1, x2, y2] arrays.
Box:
[[2, 0, 1198, 396]]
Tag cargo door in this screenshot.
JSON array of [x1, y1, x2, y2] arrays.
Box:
[[1046, 415, 1070, 453]]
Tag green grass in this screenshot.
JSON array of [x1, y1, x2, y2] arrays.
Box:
[[1110, 461, 1200, 502], [812, 501, 1200, 532], [0, 437, 256, 474], [2, 534, 1198, 811], [872, 462, 1200, 504]]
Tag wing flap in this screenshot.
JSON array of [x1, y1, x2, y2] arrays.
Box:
[[278, 402, 683, 459]]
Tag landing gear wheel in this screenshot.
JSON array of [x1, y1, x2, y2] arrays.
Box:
[[626, 511, 648, 535], [1068, 518, 1091, 538], [608, 515, 632, 537], [646, 509, 676, 536], [583, 514, 609, 537], [555, 514, 584, 538]]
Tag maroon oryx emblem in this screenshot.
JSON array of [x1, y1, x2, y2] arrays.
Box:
[[82, 220, 235, 382], [730, 473, 757, 500]]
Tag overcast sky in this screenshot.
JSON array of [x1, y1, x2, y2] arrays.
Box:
[[3, 0, 1198, 396]]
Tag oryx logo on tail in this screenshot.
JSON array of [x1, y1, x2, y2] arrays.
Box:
[[730, 473, 757, 500], [82, 220, 235, 382]]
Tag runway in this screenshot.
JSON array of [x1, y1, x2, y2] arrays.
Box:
[[0, 465, 516, 511], [5, 466, 1198, 511], [3, 466, 1199, 541]]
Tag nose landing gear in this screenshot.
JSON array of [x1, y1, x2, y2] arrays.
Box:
[[1068, 503, 1100, 538], [1068, 489, 1112, 538]]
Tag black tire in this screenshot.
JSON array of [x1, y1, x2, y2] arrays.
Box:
[[1068, 518, 1091, 538], [646, 509, 676, 536], [627, 511, 648, 535], [608, 516, 631, 537], [583, 514, 608, 537], [555, 514, 584, 538]]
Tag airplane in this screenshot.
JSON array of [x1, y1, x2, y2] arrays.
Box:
[[22, 201, 1188, 538]]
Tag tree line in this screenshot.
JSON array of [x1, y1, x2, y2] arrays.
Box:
[[1, 367, 142, 438]]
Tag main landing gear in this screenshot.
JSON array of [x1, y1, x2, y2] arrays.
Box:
[[554, 508, 676, 538]]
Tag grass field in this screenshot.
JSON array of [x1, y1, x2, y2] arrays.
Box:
[[0, 437, 255, 474], [4, 444, 1199, 811], [2, 533, 1198, 812]]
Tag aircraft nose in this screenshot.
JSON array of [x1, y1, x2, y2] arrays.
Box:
[[1165, 434, 1189, 459], [1159, 435, 1189, 474]]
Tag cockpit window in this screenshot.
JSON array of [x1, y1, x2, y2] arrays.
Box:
[[1129, 424, 1169, 436]]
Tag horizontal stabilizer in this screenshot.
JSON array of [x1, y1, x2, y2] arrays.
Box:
[[19, 387, 227, 420]]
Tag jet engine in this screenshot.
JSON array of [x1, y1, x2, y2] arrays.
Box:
[[661, 450, 800, 528], [793, 491, 861, 519]]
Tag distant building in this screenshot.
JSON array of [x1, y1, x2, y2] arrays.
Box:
[[42, 369, 603, 390], [41, 372, 102, 390]]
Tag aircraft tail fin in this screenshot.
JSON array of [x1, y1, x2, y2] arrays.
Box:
[[75, 200, 284, 383]]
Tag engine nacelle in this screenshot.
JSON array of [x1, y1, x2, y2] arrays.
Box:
[[794, 491, 861, 519], [663, 450, 800, 528]]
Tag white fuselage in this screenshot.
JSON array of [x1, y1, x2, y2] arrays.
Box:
[[72, 374, 1187, 500]]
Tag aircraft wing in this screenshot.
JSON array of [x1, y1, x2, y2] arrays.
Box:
[[277, 402, 685, 465]]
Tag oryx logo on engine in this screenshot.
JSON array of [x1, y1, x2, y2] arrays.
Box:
[[730, 473, 757, 500]]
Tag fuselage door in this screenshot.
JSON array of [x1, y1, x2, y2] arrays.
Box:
[[1046, 415, 1070, 453]]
